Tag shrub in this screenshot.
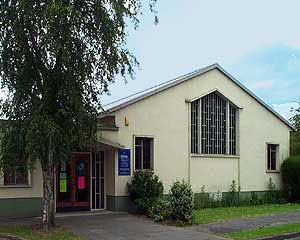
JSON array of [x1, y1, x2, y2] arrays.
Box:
[[148, 198, 171, 222], [263, 177, 281, 204], [194, 177, 288, 209], [281, 155, 300, 202], [127, 170, 163, 213], [250, 191, 261, 206], [224, 179, 239, 207], [169, 180, 194, 222], [194, 188, 224, 209], [194, 185, 210, 209], [209, 191, 223, 208]]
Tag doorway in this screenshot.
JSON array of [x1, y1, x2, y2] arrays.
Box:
[[91, 151, 105, 210], [56, 153, 90, 212]]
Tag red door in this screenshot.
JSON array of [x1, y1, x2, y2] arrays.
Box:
[[56, 153, 90, 212]]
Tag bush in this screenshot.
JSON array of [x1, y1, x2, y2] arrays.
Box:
[[263, 177, 282, 204], [194, 178, 285, 209], [223, 179, 239, 207], [281, 155, 300, 202], [127, 170, 163, 213], [194, 185, 210, 209], [148, 198, 171, 222], [250, 191, 261, 206], [169, 180, 194, 222], [194, 187, 224, 209]]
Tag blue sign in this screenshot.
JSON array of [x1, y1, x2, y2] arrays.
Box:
[[118, 149, 131, 176]]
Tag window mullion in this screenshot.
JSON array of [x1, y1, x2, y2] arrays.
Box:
[[141, 139, 144, 170], [226, 101, 230, 155], [217, 96, 220, 154], [198, 98, 201, 154]]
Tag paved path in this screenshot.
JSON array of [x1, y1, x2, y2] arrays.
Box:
[[191, 211, 300, 234], [0, 212, 225, 240], [57, 213, 225, 240], [1, 211, 300, 239]]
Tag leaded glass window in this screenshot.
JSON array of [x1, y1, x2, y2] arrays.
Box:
[[191, 100, 199, 153], [191, 91, 237, 155], [229, 105, 237, 155]]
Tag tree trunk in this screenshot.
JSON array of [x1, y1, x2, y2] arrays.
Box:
[[41, 147, 55, 231]]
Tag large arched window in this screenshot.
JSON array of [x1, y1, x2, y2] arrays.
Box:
[[191, 91, 237, 155]]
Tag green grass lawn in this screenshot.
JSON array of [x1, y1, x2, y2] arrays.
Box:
[[193, 203, 300, 224], [0, 225, 84, 240], [223, 222, 300, 240]]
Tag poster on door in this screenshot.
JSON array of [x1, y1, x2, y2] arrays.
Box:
[[60, 179, 67, 193], [78, 176, 85, 189]]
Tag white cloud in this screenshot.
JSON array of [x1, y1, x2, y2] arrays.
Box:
[[103, 0, 300, 106], [249, 79, 275, 90], [273, 102, 299, 120]]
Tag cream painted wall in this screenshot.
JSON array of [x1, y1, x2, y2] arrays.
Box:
[[190, 156, 239, 192], [0, 162, 43, 199], [102, 69, 291, 196], [0, 69, 291, 201]]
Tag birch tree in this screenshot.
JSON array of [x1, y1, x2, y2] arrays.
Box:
[[0, 0, 157, 230]]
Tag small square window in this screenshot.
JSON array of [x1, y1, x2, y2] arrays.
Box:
[[267, 144, 278, 171], [135, 137, 153, 171]]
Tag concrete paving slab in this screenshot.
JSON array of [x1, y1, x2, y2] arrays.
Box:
[[56, 213, 226, 240], [0, 213, 226, 240]]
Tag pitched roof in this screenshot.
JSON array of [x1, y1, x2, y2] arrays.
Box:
[[102, 63, 294, 131]]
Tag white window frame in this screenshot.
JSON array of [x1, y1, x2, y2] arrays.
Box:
[[133, 135, 154, 171], [0, 169, 31, 188], [266, 143, 280, 173], [190, 92, 240, 157]]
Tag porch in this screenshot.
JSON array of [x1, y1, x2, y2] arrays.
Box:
[[55, 138, 127, 213]]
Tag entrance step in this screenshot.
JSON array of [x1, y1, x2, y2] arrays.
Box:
[[55, 210, 124, 218]]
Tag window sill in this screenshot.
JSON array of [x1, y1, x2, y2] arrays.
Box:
[[0, 184, 31, 189], [134, 169, 154, 172], [191, 154, 240, 159], [266, 170, 280, 174]]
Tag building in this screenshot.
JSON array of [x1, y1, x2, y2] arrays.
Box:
[[0, 63, 294, 217]]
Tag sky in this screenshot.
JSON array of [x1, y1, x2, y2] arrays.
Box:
[[0, 1, 299, 120], [101, 0, 300, 120]]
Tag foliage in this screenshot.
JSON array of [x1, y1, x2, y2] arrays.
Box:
[[194, 186, 223, 209], [148, 198, 171, 222], [0, 0, 157, 229], [194, 179, 282, 210], [223, 179, 239, 207], [224, 222, 300, 240], [169, 180, 194, 222], [290, 101, 300, 156], [193, 203, 300, 224], [267, 177, 276, 191], [263, 177, 282, 204], [281, 155, 300, 202], [127, 170, 163, 214], [194, 186, 211, 209], [249, 191, 261, 206]]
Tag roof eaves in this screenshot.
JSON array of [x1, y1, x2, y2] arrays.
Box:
[[102, 63, 218, 114], [102, 63, 295, 131], [97, 137, 125, 149]]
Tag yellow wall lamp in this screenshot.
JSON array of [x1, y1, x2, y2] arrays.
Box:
[[125, 116, 129, 126]]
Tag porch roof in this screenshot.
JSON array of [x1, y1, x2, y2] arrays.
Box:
[[97, 137, 125, 150]]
